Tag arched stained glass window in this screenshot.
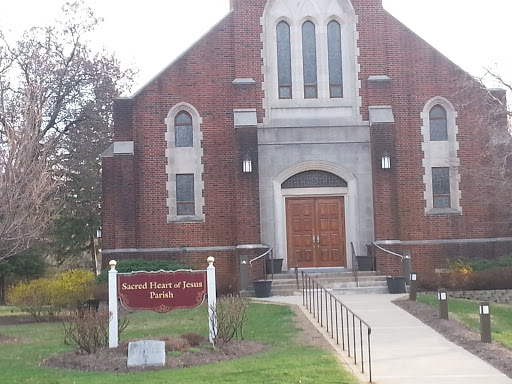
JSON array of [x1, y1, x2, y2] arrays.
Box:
[[175, 111, 193, 147], [302, 21, 317, 99], [282, 171, 347, 189], [276, 21, 292, 99], [429, 105, 448, 141], [327, 20, 343, 98]]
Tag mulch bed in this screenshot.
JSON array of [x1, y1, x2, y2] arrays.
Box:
[[0, 304, 330, 373], [43, 339, 269, 373], [42, 304, 327, 373], [394, 297, 512, 379]]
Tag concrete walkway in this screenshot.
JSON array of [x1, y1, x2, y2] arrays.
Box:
[[256, 294, 512, 384]]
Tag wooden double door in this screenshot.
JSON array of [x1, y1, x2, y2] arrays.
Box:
[[286, 197, 347, 268]]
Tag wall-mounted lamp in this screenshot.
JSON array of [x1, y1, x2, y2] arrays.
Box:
[[242, 153, 252, 173], [96, 227, 102, 239], [381, 152, 391, 169]]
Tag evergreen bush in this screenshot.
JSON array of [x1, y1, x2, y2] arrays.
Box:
[[94, 259, 189, 284]]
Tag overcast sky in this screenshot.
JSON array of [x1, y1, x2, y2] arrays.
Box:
[[1, 0, 510, 94]]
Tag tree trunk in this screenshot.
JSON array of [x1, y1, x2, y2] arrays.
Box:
[[0, 275, 5, 305], [90, 236, 98, 275]]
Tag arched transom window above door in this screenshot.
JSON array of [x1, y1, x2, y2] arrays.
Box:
[[282, 170, 348, 189]]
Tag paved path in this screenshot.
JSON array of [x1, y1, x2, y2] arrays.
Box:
[[256, 294, 512, 384]]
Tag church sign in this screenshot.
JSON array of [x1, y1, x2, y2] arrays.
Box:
[[108, 258, 217, 349], [117, 270, 207, 313]]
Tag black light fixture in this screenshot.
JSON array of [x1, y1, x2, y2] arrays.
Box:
[[243, 153, 252, 173], [96, 226, 102, 239], [381, 151, 391, 169]]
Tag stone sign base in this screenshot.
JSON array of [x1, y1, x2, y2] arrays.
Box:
[[127, 340, 166, 368]]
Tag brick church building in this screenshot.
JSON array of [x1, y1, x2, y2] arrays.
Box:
[[102, 0, 512, 292]]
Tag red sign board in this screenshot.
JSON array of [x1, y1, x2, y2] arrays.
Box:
[[117, 270, 207, 313]]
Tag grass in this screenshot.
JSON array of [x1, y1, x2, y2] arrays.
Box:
[[417, 293, 512, 348], [0, 302, 359, 384]]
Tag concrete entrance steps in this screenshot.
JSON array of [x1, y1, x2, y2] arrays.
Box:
[[268, 271, 388, 296]]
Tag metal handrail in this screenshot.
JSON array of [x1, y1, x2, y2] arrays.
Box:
[[248, 246, 272, 265], [351, 242, 359, 288], [372, 241, 403, 260], [301, 271, 373, 382], [249, 245, 273, 280]]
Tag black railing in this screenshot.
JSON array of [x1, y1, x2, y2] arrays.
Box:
[[302, 271, 373, 382]]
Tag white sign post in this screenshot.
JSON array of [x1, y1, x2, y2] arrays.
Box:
[[207, 256, 217, 344], [108, 260, 119, 348]]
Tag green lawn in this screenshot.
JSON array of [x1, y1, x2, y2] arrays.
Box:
[[0, 303, 359, 384], [417, 293, 512, 348]]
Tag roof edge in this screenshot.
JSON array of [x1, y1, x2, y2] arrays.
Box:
[[129, 10, 234, 99]]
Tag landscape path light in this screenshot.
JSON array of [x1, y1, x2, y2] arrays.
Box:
[[438, 288, 448, 320], [479, 302, 491, 343], [409, 272, 418, 301]]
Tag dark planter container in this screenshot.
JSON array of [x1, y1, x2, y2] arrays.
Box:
[[386, 276, 406, 294], [81, 299, 100, 311], [356, 256, 374, 271], [253, 280, 272, 298], [266, 258, 284, 274]]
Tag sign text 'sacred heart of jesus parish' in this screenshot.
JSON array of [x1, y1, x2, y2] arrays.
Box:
[[117, 270, 207, 313]]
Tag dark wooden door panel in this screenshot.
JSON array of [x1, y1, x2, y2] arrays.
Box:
[[286, 199, 316, 268], [286, 197, 347, 268]]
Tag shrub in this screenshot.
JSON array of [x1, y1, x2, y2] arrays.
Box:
[[51, 270, 95, 310], [418, 271, 471, 291], [182, 332, 206, 347], [466, 255, 512, 272], [465, 267, 512, 290], [212, 295, 248, 343], [62, 308, 129, 354], [8, 277, 57, 318], [159, 335, 190, 352], [8, 270, 95, 317], [418, 266, 512, 291], [446, 259, 473, 275], [95, 259, 189, 285]]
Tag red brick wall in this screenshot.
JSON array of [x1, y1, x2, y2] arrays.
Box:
[[102, 11, 267, 289], [102, 0, 512, 284]]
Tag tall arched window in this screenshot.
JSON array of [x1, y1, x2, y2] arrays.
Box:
[[327, 20, 343, 98], [276, 21, 292, 99], [302, 21, 317, 99], [165, 103, 205, 222], [429, 105, 448, 141], [175, 111, 193, 147], [421, 97, 461, 214]]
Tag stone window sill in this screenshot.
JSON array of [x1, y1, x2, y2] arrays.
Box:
[[426, 208, 461, 216]]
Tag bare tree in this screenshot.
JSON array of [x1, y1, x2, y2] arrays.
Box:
[[454, 69, 512, 227], [0, 1, 134, 262]]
